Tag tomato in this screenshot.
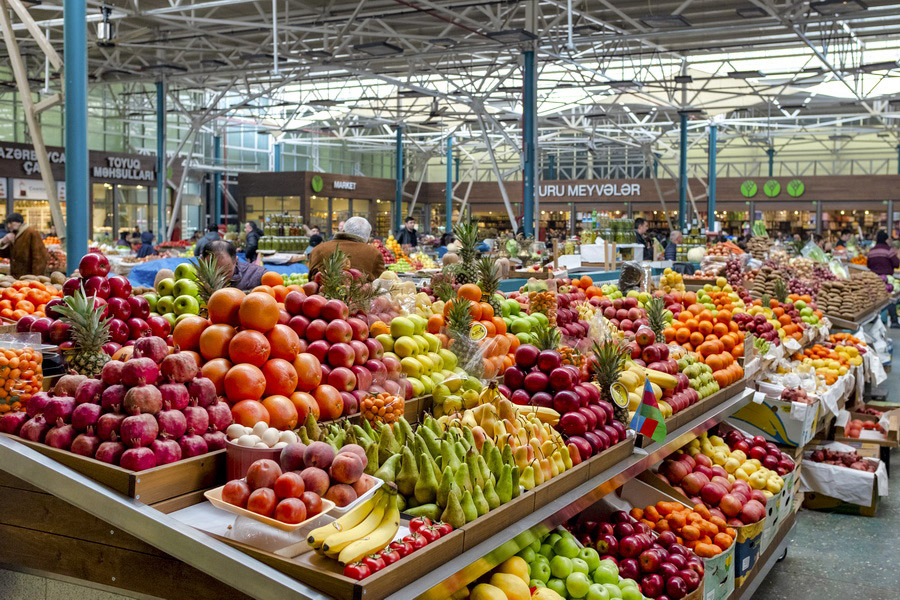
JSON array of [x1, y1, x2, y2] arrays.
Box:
[[389, 540, 414, 557], [409, 517, 432, 534], [402, 532, 428, 551], [434, 521, 454, 537], [273, 472, 306, 499], [246, 488, 276, 517], [343, 562, 371, 580], [419, 525, 441, 543], [274, 498, 307, 524], [362, 554, 385, 573], [221, 480, 251, 508], [379, 549, 401, 566]]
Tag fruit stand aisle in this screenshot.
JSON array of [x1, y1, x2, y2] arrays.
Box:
[[0, 227, 896, 600]]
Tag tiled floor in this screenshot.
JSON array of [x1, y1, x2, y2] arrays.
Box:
[[751, 326, 900, 600]]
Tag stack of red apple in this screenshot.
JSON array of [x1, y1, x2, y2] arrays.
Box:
[[35, 252, 158, 356], [0, 336, 229, 471], [501, 344, 626, 459], [624, 325, 678, 374], [283, 292, 410, 417], [809, 448, 877, 472], [598, 296, 648, 334], [656, 454, 768, 526], [721, 429, 796, 476], [570, 511, 704, 600]]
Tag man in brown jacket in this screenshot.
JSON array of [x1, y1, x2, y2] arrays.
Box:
[[309, 216, 385, 280], [0, 213, 48, 278]]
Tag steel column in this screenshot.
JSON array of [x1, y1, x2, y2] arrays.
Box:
[[64, 0, 88, 270], [708, 124, 717, 230], [522, 49, 538, 237], [548, 154, 557, 180], [455, 155, 461, 182], [766, 147, 775, 177], [213, 135, 222, 226], [678, 113, 688, 230], [156, 81, 166, 242], [815, 201, 823, 235], [274, 141, 282, 172], [887, 199, 894, 237], [445, 136, 453, 233], [394, 126, 403, 234]]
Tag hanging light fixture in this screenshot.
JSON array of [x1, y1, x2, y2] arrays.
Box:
[[97, 6, 115, 47]]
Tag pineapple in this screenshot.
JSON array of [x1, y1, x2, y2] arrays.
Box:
[[453, 221, 480, 284], [773, 278, 788, 304], [192, 254, 231, 308], [590, 338, 631, 425], [645, 296, 668, 344], [533, 321, 561, 351], [446, 297, 483, 379], [54, 287, 111, 377], [477, 256, 503, 316], [318, 248, 382, 314]]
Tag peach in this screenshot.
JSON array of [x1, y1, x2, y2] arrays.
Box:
[[324, 483, 358, 507], [304, 441, 335, 470], [330, 453, 364, 484], [338, 443, 368, 468], [352, 474, 377, 497], [299, 466, 330, 496], [280, 442, 307, 473]]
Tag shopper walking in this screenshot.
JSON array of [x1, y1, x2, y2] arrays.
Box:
[[0, 213, 48, 278], [867, 230, 900, 328], [205, 239, 266, 291], [136, 231, 157, 258], [396, 216, 418, 248], [309, 216, 385, 280], [194, 225, 221, 257], [243, 221, 262, 262]]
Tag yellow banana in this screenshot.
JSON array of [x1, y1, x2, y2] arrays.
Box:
[[307, 489, 382, 549], [337, 500, 401, 565], [321, 493, 388, 556], [515, 405, 560, 426]]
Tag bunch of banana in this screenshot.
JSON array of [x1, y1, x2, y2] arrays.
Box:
[[307, 484, 400, 565]]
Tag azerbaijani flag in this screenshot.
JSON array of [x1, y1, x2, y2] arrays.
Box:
[[629, 378, 666, 443]]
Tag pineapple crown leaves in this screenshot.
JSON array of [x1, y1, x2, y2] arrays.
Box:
[[773, 278, 788, 303], [190, 254, 232, 306], [533, 321, 561, 351], [446, 297, 473, 334], [477, 256, 500, 294], [318, 248, 384, 313], [589, 338, 630, 388], [54, 286, 111, 351], [644, 296, 668, 341]]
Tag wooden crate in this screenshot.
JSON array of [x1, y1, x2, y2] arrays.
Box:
[[0, 433, 225, 504]]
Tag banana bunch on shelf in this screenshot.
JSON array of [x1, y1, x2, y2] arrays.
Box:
[[307, 485, 400, 565]]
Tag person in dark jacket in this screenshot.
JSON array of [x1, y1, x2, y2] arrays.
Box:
[[634, 218, 652, 259], [867, 230, 900, 328], [665, 231, 682, 262], [205, 239, 266, 291], [396, 216, 418, 248], [136, 231, 157, 258], [194, 225, 221, 257], [309, 217, 385, 280], [0, 213, 48, 278], [243, 221, 262, 262]]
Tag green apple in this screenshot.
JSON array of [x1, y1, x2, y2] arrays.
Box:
[[515, 332, 534, 346], [617, 577, 639, 591], [526, 315, 543, 330], [508, 299, 521, 315], [142, 292, 159, 312], [423, 332, 441, 353], [586, 583, 611, 600], [500, 300, 511, 317], [463, 376, 482, 392], [546, 578, 567, 597], [579, 548, 600, 573], [174, 279, 200, 298], [408, 314, 427, 335], [417, 354, 434, 375], [444, 373, 463, 392], [619, 587, 642, 600], [530, 559, 552, 584], [549, 555, 573, 579], [156, 277, 176, 297], [400, 357, 422, 378], [443, 394, 462, 413], [438, 348, 457, 370], [156, 295, 175, 314], [531, 312, 549, 327], [427, 351, 444, 371], [412, 334, 429, 354], [602, 583, 623, 599], [174, 295, 201, 316], [529, 539, 542, 553], [530, 579, 546, 589], [429, 370, 444, 386], [419, 374, 434, 394], [592, 560, 619, 585], [571, 557, 590, 575], [174, 262, 198, 282], [518, 547, 537, 564], [393, 336, 418, 358], [161, 312, 177, 328], [376, 334, 394, 352], [176, 312, 198, 323], [539, 543, 555, 559], [510, 318, 531, 334], [461, 389, 479, 407], [408, 377, 425, 397], [390, 317, 416, 338], [566, 572, 592, 599]]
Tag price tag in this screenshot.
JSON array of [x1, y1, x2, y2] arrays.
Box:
[[752, 391, 767, 405]]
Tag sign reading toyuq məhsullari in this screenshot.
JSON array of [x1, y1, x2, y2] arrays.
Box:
[[539, 183, 641, 198], [92, 157, 155, 182]]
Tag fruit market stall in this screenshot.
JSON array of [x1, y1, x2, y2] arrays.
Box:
[[0, 225, 894, 600]]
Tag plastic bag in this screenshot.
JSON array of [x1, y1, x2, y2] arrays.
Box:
[[0, 333, 43, 413], [619, 261, 644, 292], [828, 258, 849, 280], [800, 240, 826, 262]]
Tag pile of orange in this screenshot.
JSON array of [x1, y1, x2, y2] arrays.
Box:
[[664, 303, 744, 387], [0, 346, 42, 412], [830, 332, 865, 347], [571, 275, 604, 299], [630, 501, 736, 558], [442, 284, 519, 378], [0, 281, 62, 321], [361, 393, 404, 425]]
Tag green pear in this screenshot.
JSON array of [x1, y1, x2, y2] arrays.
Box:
[[454, 440, 467, 462], [488, 445, 505, 481], [501, 443, 514, 467], [396, 446, 419, 497], [511, 465, 521, 498], [520, 465, 536, 490], [472, 485, 490, 517], [480, 437, 496, 459], [497, 464, 513, 504], [454, 463, 473, 493], [441, 439, 461, 471], [405, 503, 442, 521], [483, 480, 501, 510], [462, 426, 476, 449], [476, 454, 493, 486], [364, 442, 380, 475], [466, 450, 485, 489], [460, 489, 478, 523], [395, 493, 407, 512], [360, 418, 376, 440], [419, 427, 441, 458], [414, 453, 438, 504], [425, 415, 443, 438], [396, 417, 414, 446], [373, 453, 402, 482], [414, 433, 431, 462], [441, 489, 466, 529], [437, 466, 454, 507], [377, 425, 400, 464]]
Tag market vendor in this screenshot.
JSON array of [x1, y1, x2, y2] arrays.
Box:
[[308, 216, 385, 280], [0, 213, 48, 278], [205, 239, 266, 291], [137, 231, 157, 258]]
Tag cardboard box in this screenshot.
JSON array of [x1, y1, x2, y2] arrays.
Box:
[[728, 395, 820, 447], [833, 411, 900, 448], [803, 488, 879, 517], [799, 442, 888, 517]]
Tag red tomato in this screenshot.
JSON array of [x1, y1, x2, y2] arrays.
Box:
[[273, 472, 306, 499], [221, 480, 251, 508], [402, 532, 428, 550], [434, 521, 453, 537], [362, 554, 385, 573], [419, 525, 441, 543], [246, 488, 276, 517], [274, 498, 307, 524], [409, 516, 432, 533], [389, 540, 414, 557], [343, 562, 371, 580], [379, 549, 401, 566]]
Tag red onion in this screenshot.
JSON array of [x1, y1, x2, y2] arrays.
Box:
[[71, 403, 102, 432], [100, 360, 126, 385], [157, 409, 187, 439], [19, 416, 50, 442], [178, 434, 208, 458], [45, 424, 76, 450], [74, 378, 104, 406], [100, 384, 127, 413], [205, 401, 233, 433], [95, 441, 126, 465], [26, 392, 52, 418], [123, 385, 163, 415], [71, 433, 101, 458], [159, 383, 190, 411], [150, 438, 182, 465], [53, 374, 87, 397], [121, 414, 159, 448], [121, 357, 160, 387], [96, 412, 126, 441], [161, 352, 199, 383], [0, 411, 29, 435], [44, 397, 75, 426], [133, 336, 169, 364], [120, 447, 157, 471], [202, 431, 227, 451], [187, 377, 216, 408], [182, 406, 209, 436]]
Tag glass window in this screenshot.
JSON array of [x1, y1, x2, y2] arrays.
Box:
[[351, 199, 370, 221], [118, 184, 151, 237], [283, 196, 301, 215], [374, 199, 391, 239], [332, 198, 350, 235], [309, 196, 329, 234], [92, 183, 114, 243]]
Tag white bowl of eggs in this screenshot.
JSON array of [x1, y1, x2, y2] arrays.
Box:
[[224, 421, 299, 481]]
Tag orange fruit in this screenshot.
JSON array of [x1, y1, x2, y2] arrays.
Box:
[[457, 284, 482, 302], [261, 271, 284, 287], [239, 292, 279, 332], [229, 330, 272, 366], [224, 364, 267, 402], [206, 287, 248, 326], [198, 324, 237, 360], [266, 324, 301, 361], [172, 316, 209, 351], [261, 358, 299, 397]]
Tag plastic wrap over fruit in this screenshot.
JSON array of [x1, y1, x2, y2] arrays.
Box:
[[618, 261, 643, 293], [0, 333, 43, 412]]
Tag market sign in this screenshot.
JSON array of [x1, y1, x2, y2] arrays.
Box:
[[787, 179, 805, 197], [1, 145, 65, 176], [12, 178, 66, 201], [740, 180, 757, 198], [0, 142, 159, 185], [763, 180, 781, 197], [310, 174, 324, 193], [539, 183, 641, 198], [91, 156, 155, 182], [333, 180, 357, 191]]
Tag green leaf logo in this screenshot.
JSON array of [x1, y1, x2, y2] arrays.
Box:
[[763, 180, 781, 197], [740, 180, 758, 198], [787, 179, 805, 197]]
